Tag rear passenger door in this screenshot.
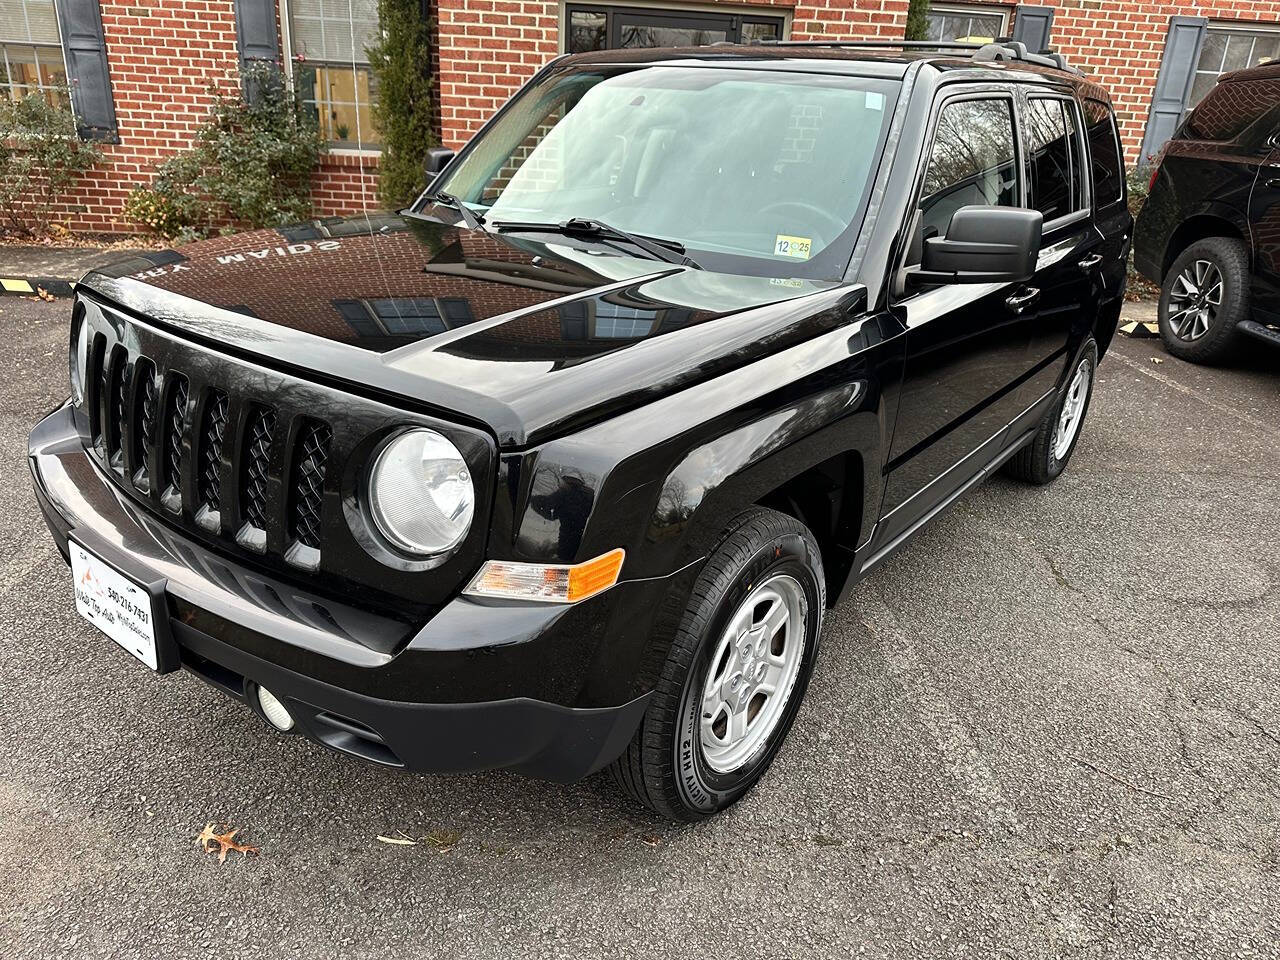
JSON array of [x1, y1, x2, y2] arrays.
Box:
[[1015, 92, 1104, 409], [1083, 97, 1132, 353]]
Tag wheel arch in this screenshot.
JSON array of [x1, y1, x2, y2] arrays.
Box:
[[755, 452, 863, 604], [1161, 210, 1249, 277]]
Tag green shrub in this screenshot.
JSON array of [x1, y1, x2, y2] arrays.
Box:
[[0, 93, 100, 238], [367, 0, 437, 208], [1126, 163, 1151, 220], [126, 62, 325, 240], [905, 0, 932, 42]]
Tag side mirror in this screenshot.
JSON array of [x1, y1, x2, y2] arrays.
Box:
[[908, 206, 1043, 286], [423, 146, 456, 185]]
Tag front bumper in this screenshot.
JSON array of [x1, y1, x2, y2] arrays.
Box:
[[30, 403, 658, 782]]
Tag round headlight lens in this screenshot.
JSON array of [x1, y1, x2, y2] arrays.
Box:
[[70, 308, 89, 404], [368, 429, 474, 556]]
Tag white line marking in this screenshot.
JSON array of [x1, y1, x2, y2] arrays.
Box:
[[1111, 351, 1278, 439], [858, 588, 1023, 834]]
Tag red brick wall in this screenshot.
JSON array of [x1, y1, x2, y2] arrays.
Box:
[[432, 0, 913, 149], [431, 0, 1280, 166], [46, 0, 378, 235], [1038, 0, 1280, 164]]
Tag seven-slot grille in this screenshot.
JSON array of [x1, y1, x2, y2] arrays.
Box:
[[84, 334, 335, 570]]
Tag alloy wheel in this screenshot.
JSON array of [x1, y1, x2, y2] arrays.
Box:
[[1167, 259, 1223, 342], [1052, 357, 1092, 461], [699, 573, 808, 774]]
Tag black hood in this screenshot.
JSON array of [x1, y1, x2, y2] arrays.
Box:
[[79, 215, 861, 447]]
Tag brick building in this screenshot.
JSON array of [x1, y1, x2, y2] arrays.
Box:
[[4, 0, 1278, 233]]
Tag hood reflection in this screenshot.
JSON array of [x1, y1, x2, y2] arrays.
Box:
[[84, 214, 831, 360]]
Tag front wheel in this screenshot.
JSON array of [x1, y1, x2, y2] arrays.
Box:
[[609, 508, 825, 821], [1005, 338, 1098, 485]]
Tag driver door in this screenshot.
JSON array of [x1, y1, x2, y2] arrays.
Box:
[[878, 89, 1037, 545]]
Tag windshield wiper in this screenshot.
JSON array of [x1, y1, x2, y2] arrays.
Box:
[[493, 217, 701, 269], [422, 192, 486, 232]]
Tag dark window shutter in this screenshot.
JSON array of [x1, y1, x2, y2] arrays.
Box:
[[1011, 5, 1055, 53], [235, 0, 280, 63], [1140, 16, 1208, 165], [55, 0, 119, 142]]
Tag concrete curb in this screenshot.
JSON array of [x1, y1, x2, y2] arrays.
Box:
[[0, 277, 75, 298]]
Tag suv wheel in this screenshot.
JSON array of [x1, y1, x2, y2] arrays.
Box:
[[1005, 338, 1098, 486], [609, 507, 824, 821], [1158, 237, 1249, 364]]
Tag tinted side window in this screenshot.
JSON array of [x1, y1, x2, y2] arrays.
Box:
[[1084, 98, 1124, 207], [920, 98, 1018, 236], [1027, 98, 1084, 223]]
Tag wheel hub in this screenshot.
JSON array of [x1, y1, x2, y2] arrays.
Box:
[[1167, 259, 1222, 342], [698, 574, 808, 773]]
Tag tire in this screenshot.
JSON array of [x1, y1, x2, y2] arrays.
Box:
[[609, 507, 825, 821], [1005, 338, 1098, 486], [1157, 236, 1249, 364]]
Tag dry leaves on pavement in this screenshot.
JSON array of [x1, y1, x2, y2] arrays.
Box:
[[196, 823, 260, 863]]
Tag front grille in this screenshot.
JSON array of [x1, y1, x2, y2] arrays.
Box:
[[72, 293, 494, 608], [290, 421, 332, 550], [105, 345, 127, 469], [132, 358, 158, 492], [197, 391, 229, 520], [162, 374, 189, 511], [241, 406, 276, 533]]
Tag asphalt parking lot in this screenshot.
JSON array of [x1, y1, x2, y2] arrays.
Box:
[[1, 294, 1277, 959]]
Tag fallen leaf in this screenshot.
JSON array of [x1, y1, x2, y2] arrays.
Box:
[[422, 829, 462, 851], [376, 835, 418, 846], [196, 823, 260, 863], [639, 834, 662, 847], [1149, 357, 1164, 364], [36, 287, 55, 302]]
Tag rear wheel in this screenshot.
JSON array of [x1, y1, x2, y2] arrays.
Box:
[[609, 508, 824, 821], [1158, 237, 1249, 364], [1005, 338, 1097, 485]]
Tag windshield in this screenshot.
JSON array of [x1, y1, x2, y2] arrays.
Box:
[[427, 65, 899, 280]]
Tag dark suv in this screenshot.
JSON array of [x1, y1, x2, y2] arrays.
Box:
[[29, 40, 1128, 821], [1134, 62, 1280, 363]]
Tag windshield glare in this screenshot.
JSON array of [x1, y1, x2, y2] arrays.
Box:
[[433, 66, 899, 280]]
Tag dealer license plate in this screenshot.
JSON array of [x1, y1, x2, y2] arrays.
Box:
[[70, 541, 160, 671]]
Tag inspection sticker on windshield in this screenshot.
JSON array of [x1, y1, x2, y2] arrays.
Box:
[[774, 235, 812, 260]]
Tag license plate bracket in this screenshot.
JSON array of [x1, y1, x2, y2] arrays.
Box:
[[69, 534, 180, 674]]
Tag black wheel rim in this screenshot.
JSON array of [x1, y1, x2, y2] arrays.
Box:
[[1167, 259, 1222, 342]]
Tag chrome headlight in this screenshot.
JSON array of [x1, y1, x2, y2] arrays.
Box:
[[367, 428, 474, 556], [69, 305, 90, 404]]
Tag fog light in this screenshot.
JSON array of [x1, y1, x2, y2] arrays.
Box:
[[256, 686, 294, 732]]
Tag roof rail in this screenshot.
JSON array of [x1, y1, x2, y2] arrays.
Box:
[[740, 36, 1082, 75], [973, 40, 1083, 75], [753, 39, 985, 50]]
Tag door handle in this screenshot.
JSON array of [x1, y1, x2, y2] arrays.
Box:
[[1005, 287, 1040, 312], [1267, 179, 1280, 190], [1078, 253, 1103, 269]]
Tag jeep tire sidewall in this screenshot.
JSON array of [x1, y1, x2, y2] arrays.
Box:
[[672, 528, 824, 815]]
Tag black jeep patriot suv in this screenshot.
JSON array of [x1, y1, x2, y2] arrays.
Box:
[[29, 40, 1129, 821]]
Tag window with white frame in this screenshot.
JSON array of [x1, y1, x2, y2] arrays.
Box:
[[283, 0, 381, 147], [0, 0, 67, 105], [923, 3, 1008, 43], [1189, 24, 1280, 107]]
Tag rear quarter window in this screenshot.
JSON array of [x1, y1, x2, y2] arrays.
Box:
[[1083, 99, 1125, 208]]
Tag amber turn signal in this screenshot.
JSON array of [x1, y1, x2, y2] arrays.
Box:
[[465, 548, 625, 604]]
